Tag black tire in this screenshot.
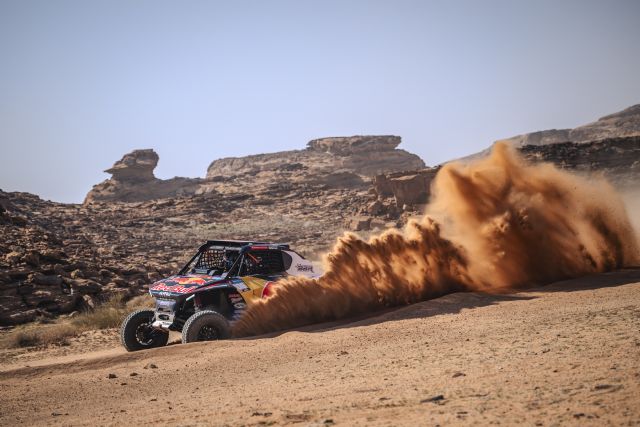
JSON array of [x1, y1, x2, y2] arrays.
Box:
[[181, 310, 231, 344], [120, 309, 169, 352]]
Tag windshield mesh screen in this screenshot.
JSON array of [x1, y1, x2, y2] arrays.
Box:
[[195, 249, 227, 270]]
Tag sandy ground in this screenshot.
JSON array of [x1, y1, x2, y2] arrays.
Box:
[[1, 268, 639, 426]]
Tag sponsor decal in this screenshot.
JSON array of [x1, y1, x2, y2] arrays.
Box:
[[295, 264, 314, 272], [233, 302, 247, 309], [151, 283, 198, 294], [150, 274, 220, 294], [230, 278, 250, 293]]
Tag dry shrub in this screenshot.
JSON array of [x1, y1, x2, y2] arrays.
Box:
[[0, 323, 76, 349], [126, 293, 155, 310], [1, 293, 155, 349]]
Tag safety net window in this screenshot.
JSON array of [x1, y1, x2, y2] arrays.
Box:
[[195, 249, 226, 270], [242, 250, 285, 275]]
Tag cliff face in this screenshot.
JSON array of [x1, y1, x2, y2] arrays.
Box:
[[85, 136, 425, 204]]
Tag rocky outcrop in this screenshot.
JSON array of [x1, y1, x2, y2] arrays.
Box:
[[373, 168, 440, 208], [374, 134, 640, 211], [87, 135, 424, 204], [206, 135, 425, 179], [494, 105, 640, 188], [104, 149, 158, 182], [307, 135, 401, 154], [373, 104, 640, 211], [520, 136, 640, 186], [500, 104, 640, 147], [85, 149, 202, 204]]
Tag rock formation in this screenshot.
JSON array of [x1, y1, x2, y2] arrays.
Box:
[[206, 135, 424, 178], [519, 136, 640, 186], [499, 104, 640, 147], [373, 168, 440, 208], [374, 105, 640, 209], [85, 149, 202, 203], [86, 136, 425, 204], [104, 149, 158, 182]]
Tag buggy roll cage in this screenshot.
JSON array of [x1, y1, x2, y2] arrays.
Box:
[[178, 240, 290, 276]]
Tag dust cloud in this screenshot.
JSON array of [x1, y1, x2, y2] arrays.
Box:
[[233, 143, 639, 337], [620, 189, 640, 242]]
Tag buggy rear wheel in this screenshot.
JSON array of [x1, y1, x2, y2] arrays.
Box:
[[120, 309, 169, 352], [181, 310, 231, 344]]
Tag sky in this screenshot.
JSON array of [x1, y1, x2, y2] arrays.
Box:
[[1, 0, 639, 203]]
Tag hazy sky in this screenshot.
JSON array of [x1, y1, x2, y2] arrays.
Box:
[[1, 0, 639, 203]]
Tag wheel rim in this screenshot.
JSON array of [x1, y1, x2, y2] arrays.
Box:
[[197, 325, 219, 341], [135, 321, 158, 346]]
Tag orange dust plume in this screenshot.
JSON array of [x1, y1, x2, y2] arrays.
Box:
[[233, 142, 639, 337]]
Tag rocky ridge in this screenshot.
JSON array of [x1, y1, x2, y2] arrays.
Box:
[[500, 104, 640, 147], [86, 136, 424, 204], [374, 105, 640, 209]]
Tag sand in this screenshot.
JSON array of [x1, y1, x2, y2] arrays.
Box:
[[1, 268, 639, 426]]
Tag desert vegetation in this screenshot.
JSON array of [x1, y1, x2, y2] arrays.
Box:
[[0, 294, 152, 348]]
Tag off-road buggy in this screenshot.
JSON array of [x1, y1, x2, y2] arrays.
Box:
[[120, 240, 318, 351]]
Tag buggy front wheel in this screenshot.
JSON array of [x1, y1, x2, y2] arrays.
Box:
[[120, 309, 169, 352]]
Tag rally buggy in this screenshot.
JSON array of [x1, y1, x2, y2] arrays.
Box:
[[120, 240, 319, 351]]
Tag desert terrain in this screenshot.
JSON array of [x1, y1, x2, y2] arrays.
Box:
[[1, 268, 640, 426], [1, 105, 640, 426]]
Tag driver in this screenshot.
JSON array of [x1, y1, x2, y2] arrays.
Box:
[[223, 251, 237, 271]]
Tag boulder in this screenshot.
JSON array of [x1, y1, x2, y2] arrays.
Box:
[[70, 269, 84, 279], [374, 168, 439, 208], [390, 174, 430, 208], [31, 273, 63, 287], [367, 200, 384, 216], [3, 310, 38, 325], [39, 249, 68, 263], [65, 278, 102, 295], [22, 251, 40, 267], [5, 251, 22, 266], [348, 216, 372, 231]]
